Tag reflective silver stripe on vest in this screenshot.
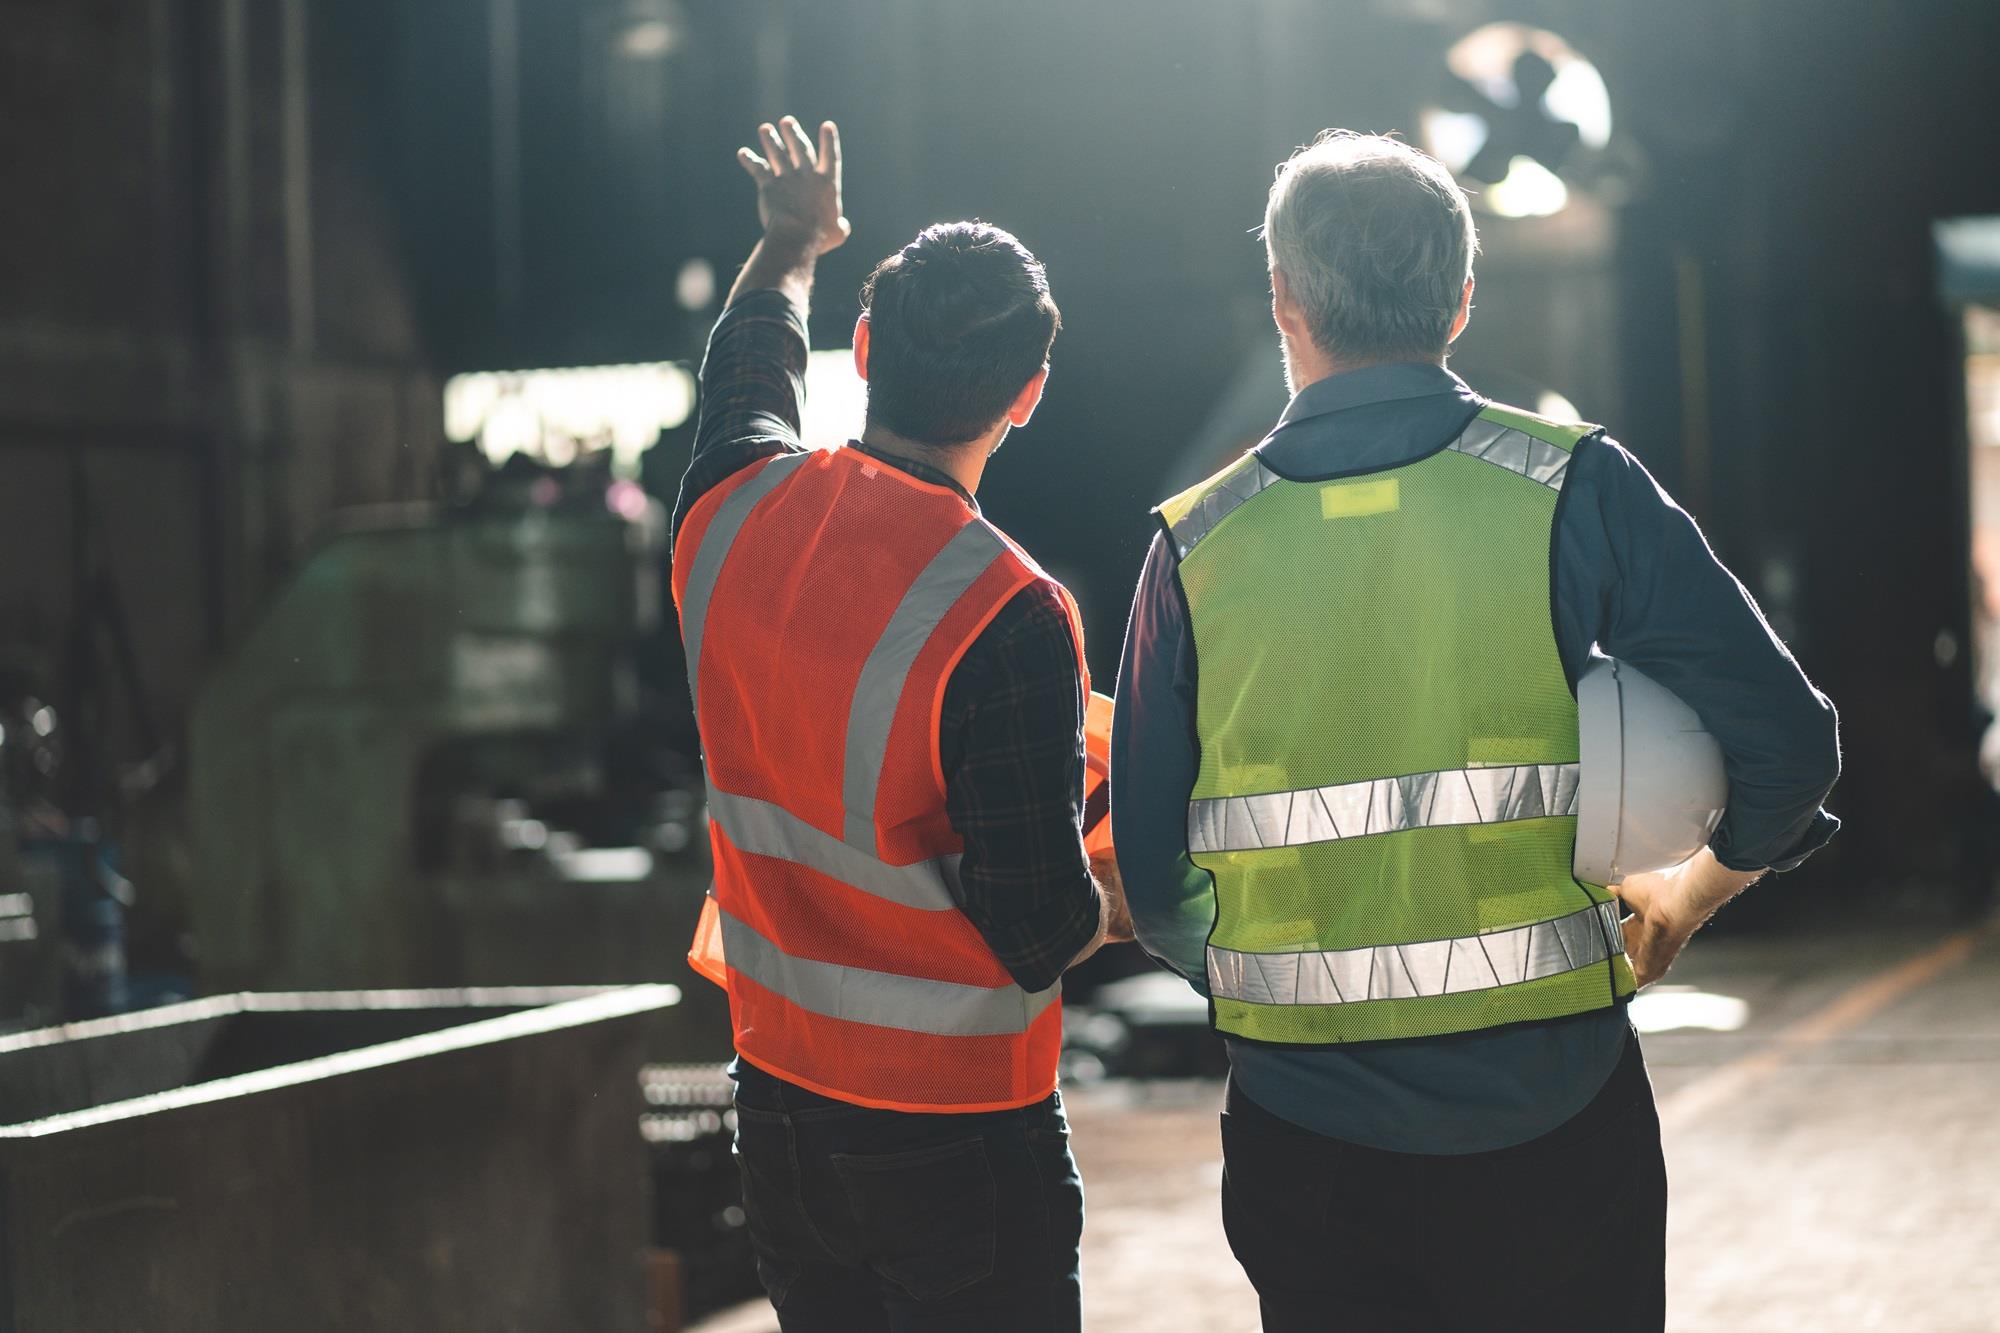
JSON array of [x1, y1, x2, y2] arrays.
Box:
[[843, 522, 1009, 852], [719, 906, 1059, 1036], [707, 785, 960, 912], [1207, 900, 1623, 1006], [1445, 418, 1573, 492], [1168, 457, 1280, 557], [679, 451, 813, 695], [1188, 762, 1580, 854]]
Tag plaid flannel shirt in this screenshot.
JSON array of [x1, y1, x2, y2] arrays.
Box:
[[673, 289, 1099, 994]]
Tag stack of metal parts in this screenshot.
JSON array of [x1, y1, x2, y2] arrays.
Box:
[[641, 1062, 760, 1321]]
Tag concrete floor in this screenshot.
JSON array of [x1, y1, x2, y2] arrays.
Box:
[[692, 912, 2000, 1332]]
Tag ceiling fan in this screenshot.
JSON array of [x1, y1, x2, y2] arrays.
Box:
[[1420, 24, 1613, 219]]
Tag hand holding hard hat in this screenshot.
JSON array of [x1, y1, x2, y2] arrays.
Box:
[[1574, 656, 1727, 885], [1576, 656, 1741, 988]]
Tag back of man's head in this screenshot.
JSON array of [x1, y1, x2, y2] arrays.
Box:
[[860, 221, 1061, 448], [1263, 131, 1478, 365]]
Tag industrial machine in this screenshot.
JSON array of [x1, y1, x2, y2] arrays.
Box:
[[183, 470, 726, 1056]]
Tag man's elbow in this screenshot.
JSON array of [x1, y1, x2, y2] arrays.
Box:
[[992, 895, 1102, 996], [1792, 687, 1843, 798], [1751, 672, 1842, 801], [1006, 960, 1066, 996]]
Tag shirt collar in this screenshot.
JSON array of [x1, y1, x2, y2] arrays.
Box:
[[1275, 361, 1478, 430], [849, 439, 980, 512]]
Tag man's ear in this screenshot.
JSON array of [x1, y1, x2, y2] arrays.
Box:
[[1007, 365, 1049, 428], [853, 314, 870, 381], [1271, 268, 1307, 343], [1448, 277, 1474, 344]]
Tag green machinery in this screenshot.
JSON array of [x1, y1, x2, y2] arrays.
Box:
[[184, 498, 726, 1053]]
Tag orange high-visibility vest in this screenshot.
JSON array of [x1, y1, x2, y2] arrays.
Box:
[[1082, 690, 1114, 859], [673, 446, 1089, 1113], [690, 686, 1117, 989]]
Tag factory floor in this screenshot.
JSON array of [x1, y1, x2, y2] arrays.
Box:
[[692, 907, 2000, 1333]]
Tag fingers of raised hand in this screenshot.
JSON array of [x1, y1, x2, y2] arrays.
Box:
[[779, 116, 815, 170], [736, 147, 773, 182], [758, 123, 788, 174], [818, 120, 841, 178]]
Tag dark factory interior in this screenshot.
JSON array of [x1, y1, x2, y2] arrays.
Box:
[[2, 2, 1998, 1330]]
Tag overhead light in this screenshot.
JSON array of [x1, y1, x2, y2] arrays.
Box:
[[1535, 388, 1583, 423], [1485, 156, 1570, 219], [444, 361, 697, 476], [1443, 23, 1610, 153], [613, 2, 685, 60], [675, 257, 716, 311], [802, 350, 870, 452], [616, 20, 676, 59], [1418, 110, 1490, 179], [1421, 22, 1612, 219]]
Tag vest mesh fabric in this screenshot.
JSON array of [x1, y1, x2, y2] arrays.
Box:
[[673, 447, 1081, 1111], [1161, 404, 1636, 1044]]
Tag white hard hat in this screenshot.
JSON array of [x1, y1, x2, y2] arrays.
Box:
[[1574, 656, 1728, 884]]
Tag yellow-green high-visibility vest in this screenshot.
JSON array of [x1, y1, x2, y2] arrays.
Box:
[[1156, 402, 1636, 1045]]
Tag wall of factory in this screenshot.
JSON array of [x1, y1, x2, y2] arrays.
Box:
[[1602, 0, 2000, 898], [750, 0, 2000, 898], [0, 1, 439, 793], [6, 0, 1998, 897]]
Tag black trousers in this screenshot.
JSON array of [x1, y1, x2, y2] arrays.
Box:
[[731, 1060, 1085, 1333], [1221, 1035, 1666, 1333]]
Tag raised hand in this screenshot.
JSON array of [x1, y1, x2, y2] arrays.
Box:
[[737, 116, 849, 256]]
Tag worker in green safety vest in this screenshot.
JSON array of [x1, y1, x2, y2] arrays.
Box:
[[1162, 395, 1631, 1046], [1112, 130, 1841, 1331]]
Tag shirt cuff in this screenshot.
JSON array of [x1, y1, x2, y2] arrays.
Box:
[[990, 882, 1102, 996], [719, 286, 807, 330], [1712, 807, 1841, 874]]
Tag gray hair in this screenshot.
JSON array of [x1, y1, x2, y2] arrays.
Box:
[[1263, 131, 1478, 364]]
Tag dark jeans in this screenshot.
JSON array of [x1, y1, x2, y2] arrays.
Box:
[[1221, 1033, 1667, 1333], [731, 1060, 1084, 1332]]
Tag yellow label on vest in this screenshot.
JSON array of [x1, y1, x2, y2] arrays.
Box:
[[1320, 478, 1400, 519]]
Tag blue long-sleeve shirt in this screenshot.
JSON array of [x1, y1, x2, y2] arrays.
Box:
[[1111, 362, 1841, 1153]]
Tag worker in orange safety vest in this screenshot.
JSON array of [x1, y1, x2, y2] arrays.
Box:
[[671, 113, 1128, 1331]]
